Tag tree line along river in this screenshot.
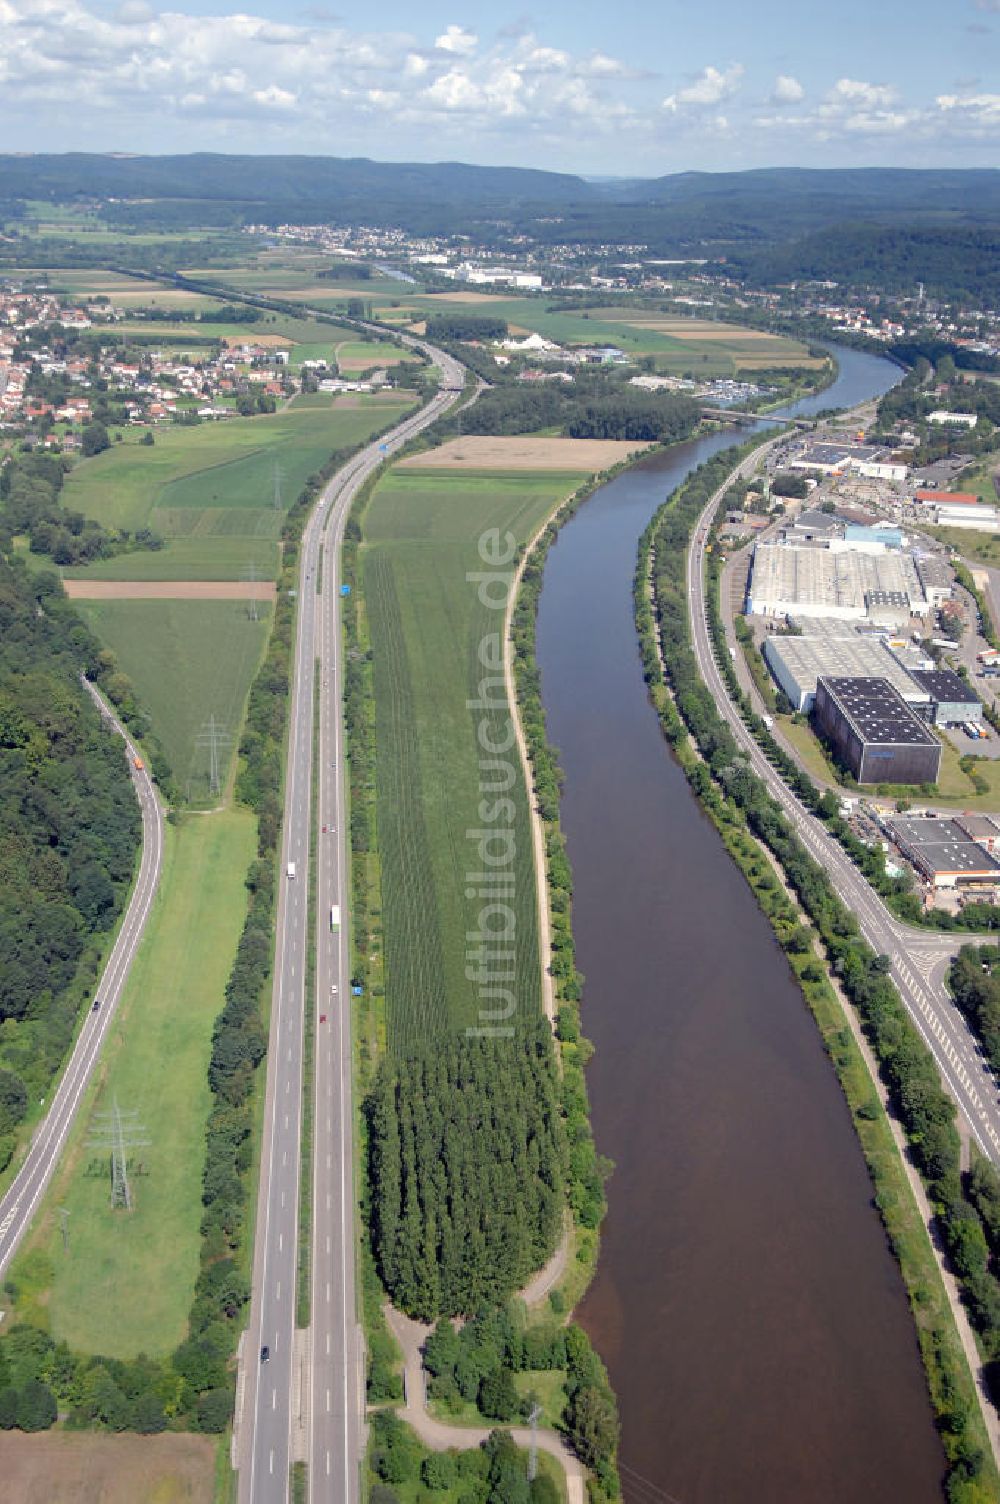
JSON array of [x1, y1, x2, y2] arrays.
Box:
[[534, 348, 949, 1503]]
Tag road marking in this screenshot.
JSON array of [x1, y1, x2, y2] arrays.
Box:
[[279, 1233, 283, 1252], [327, 1389, 331, 1412], [326, 1282, 331, 1303], [276, 1281, 281, 1300], [326, 1333, 331, 1355], [269, 1449, 274, 1475], [272, 1387, 277, 1410]]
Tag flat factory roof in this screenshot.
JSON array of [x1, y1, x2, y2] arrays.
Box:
[[766, 635, 928, 703], [817, 676, 940, 747], [908, 669, 981, 706], [749, 543, 925, 615], [888, 816, 1000, 876]]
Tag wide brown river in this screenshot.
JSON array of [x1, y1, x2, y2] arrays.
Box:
[[534, 349, 948, 1502]]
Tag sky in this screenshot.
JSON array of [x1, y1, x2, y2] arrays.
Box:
[[1, 0, 998, 176]]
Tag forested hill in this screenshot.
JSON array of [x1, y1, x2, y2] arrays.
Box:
[[0, 559, 140, 1163], [0, 152, 589, 232], [2, 155, 999, 252], [732, 222, 1000, 305]]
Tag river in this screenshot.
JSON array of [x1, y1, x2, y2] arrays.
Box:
[[534, 347, 948, 1502]]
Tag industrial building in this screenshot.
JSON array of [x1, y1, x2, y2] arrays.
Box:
[[915, 555, 954, 608], [887, 816, 1000, 889], [747, 542, 927, 622], [812, 676, 942, 785], [764, 632, 930, 713], [787, 441, 907, 482], [907, 669, 983, 727], [954, 814, 1000, 855]]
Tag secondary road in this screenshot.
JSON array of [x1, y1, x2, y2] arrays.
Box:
[[239, 343, 467, 1504], [686, 442, 1000, 1165], [0, 678, 164, 1278]]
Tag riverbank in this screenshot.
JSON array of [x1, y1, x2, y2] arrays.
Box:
[[638, 438, 998, 1497], [531, 342, 958, 1504]]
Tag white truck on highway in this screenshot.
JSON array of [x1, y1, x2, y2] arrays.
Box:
[[286, 861, 296, 880], [330, 904, 341, 931]]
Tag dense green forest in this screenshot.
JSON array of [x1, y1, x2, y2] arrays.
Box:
[[432, 375, 700, 444], [367, 1023, 566, 1320], [1, 448, 163, 567], [736, 222, 1000, 305], [0, 557, 140, 1163], [421, 1305, 620, 1490]]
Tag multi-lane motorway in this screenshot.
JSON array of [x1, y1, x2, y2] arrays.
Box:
[[686, 444, 1000, 1165], [0, 680, 164, 1279], [239, 341, 467, 1504]]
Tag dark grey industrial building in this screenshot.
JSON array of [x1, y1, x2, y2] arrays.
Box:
[[907, 668, 983, 727], [813, 675, 942, 784]]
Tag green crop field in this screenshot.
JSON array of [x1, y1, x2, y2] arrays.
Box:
[[61, 398, 415, 578], [73, 599, 271, 801], [61, 537, 280, 581], [9, 808, 256, 1359], [363, 468, 583, 1047]]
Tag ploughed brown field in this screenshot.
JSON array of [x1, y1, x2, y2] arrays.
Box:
[[398, 435, 654, 472], [0, 1431, 216, 1503], [62, 580, 277, 600]]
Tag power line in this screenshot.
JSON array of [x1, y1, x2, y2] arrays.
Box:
[[87, 1098, 149, 1212], [242, 561, 260, 622], [195, 715, 231, 797]]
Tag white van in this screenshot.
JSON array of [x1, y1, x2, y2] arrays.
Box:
[[287, 861, 296, 880]]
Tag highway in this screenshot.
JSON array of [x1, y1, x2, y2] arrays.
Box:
[[0, 678, 164, 1278], [685, 443, 1000, 1165], [239, 343, 468, 1504]]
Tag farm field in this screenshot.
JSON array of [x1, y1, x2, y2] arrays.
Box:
[[400, 435, 653, 471], [7, 808, 256, 1359], [64, 579, 277, 600], [72, 598, 271, 800], [61, 398, 414, 579], [363, 468, 583, 1046], [60, 536, 279, 581], [205, 269, 822, 377], [0, 1432, 217, 1504]]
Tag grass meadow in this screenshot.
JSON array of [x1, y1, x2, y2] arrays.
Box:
[[8, 808, 256, 1358], [74, 599, 271, 800], [362, 468, 584, 1047], [61, 398, 414, 580]]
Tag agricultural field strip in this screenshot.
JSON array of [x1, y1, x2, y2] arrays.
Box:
[[364, 470, 576, 1041]]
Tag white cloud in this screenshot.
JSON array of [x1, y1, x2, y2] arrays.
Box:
[[770, 73, 803, 104], [252, 83, 296, 109], [663, 63, 743, 112], [935, 90, 1000, 131], [825, 77, 897, 111], [434, 24, 478, 56]]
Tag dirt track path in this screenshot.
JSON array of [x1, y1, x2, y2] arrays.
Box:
[[382, 1305, 586, 1504]]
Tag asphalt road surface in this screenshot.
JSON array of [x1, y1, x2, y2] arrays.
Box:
[[240, 344, 467, 1504], [0, 679, 164, 1279], [687, 444, 1000, 1165]]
